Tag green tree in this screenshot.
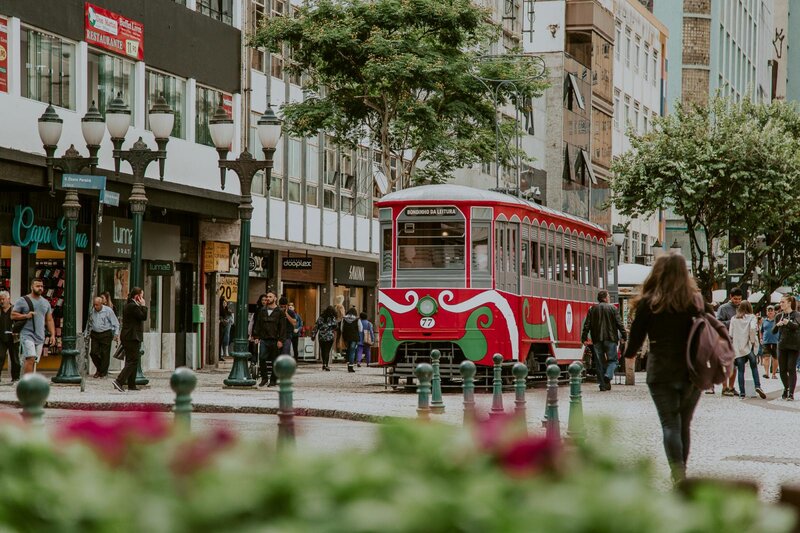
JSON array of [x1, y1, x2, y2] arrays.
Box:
[[610, 96, 800, 299], [252, 0, 548, 188]]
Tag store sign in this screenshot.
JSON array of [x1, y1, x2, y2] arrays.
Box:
[[146, 260, 174, 276], [203, 241, 230, 272], [99, 217, 180, 260], [12, 205, 89, 253], [403, 206, 459, 217], [333, 259, 377, 287], [218, 275, 238, 302], [282, 257, 313, 270], [229, 246, 271, 278], [0, 16, 8, 94], [85, 2, 144, 61]]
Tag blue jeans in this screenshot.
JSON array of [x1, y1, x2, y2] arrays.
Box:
[[734, 352, 761, 396], [592, 341, 618, 387], [346, 341, 358, 365], [648, 381, 701, 483]]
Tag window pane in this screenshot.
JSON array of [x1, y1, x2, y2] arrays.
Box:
[[340, 195, 353, 212], [323, 189, 335, 209], [471, 223, 490, 273], [306, 185, 318, 207], [196, 86, 224, 147], [22, 29, 76, 109], [288, 138, 301, 178], [87, 51, 136, 118], [270, 175, 283, 199], [146, 70, 186, 138], [288, 180, 301, 203], [356, 198, 368, 217], [306, 141, 319, 185], [381, 225, 392, 273], [197, 0, 233, 24], [398, 221, 465, 270]]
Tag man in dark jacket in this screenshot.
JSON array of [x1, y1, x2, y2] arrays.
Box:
[[114, 287, 148, 392], [581, 290, 627, 391], [252, 291, 289, 387]]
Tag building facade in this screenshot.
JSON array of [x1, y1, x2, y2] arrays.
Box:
[[611, 0, 668, 263]]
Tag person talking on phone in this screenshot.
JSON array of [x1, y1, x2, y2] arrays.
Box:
[[11, 278, 56, 375], [773, 294, 800, 401], [113, 287, 148, 392]]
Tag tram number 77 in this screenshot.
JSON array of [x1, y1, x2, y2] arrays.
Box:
[[419, 317, 435, 329]]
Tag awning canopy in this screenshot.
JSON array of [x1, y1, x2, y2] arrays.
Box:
[[607, 262, 651, 286]]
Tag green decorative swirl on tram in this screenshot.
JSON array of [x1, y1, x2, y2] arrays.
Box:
[[455, 306, 493, 361], [523, 299, 558, 341], [378, 307, 401, 363]]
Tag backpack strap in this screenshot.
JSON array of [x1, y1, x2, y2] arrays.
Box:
[[24, 296, 34, 314]]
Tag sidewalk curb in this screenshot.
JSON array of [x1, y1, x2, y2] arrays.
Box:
[[0, 400, 398, 425]]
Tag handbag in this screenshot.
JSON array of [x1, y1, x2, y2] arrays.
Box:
[[363, 327, 374, 347], [112, 344, 126, 360]]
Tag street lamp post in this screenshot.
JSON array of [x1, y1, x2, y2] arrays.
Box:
[[210, 101, 281, 388], [106, 92, 174, 386], [38, 103, 106, 384], [610, 224, 626, 302]]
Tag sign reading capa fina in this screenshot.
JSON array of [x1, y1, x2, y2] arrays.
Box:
[[12, 205, 89, 253]]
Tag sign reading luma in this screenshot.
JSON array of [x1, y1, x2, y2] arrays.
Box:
[[12, 205, 89, 253]]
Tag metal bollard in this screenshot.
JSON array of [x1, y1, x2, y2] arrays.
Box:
[[170, 367, 197, 430], [567, 361, 585, 442], [544, 363, 560, 441], [545, 356, 557, 368], [512, 362, 528, 430], [430, 349, 445, 414], [459, 360, 477, 425], [489, 354, 504, 418], [16, 373, 50, 429], [274, 355, 297, 449], [414, 363, 433, 420]]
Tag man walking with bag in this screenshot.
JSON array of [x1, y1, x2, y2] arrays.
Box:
[[89, 296, 120, 378], [581, 290, 627, 391]]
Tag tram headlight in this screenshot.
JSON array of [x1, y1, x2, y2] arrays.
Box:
[[418, 296, 438, 317]]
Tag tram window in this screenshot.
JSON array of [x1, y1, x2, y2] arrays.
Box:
[[598, 257, 606, 288], [539, 243, 546, 278], [547, 246, 555, 280], [571, 249, 578, 283], [578, 252, 585, 285], [471, 223, 491, 273], [591, 256, 598, 288], [496, 227, 504, 272], [531, 240, 539, 277], [555, 248, 563, 282], [521, 241, 529, 276], [381, 225, 392, 274], [397, 220, 465, 269], [508, 226, 517, 273]]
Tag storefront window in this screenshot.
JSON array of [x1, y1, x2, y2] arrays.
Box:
[[97, 260, 130, 316], [87, 50, 136, 117], [21, 28, 76, 109], [196, 86, 225, 147], [145, 70, 186, 139]]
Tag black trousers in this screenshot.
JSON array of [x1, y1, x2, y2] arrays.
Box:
[[648, 380, 701, 483], [258, 339, 280, 382], [319, 339, 333, 367], [0, 339, 21, 381], [117, 340, 142, 389], [90, 330, 113, 376], [292, 335, 300, 359], [778, 348, 799, 394]]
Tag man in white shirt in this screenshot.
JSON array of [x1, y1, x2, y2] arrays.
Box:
[[89, 296, 120, 378]]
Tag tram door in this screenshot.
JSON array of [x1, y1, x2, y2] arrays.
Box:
[[495, 221, 519, 293]]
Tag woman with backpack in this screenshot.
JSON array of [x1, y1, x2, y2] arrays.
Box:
[[623, 253, 714, 484], [311, 306, 338, 371], [356, 312, 374, 367], [773, 295, 800, 401], [728, 301, 766, 399]]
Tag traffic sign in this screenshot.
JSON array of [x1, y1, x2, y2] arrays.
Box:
[[100, 189, 120, 207], [62, 174, 107, 190]]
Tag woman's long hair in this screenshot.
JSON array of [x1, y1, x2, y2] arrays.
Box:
[[632, 253, 698, 314], [736, 301, 753, 318], [320, 305, 336, 321]]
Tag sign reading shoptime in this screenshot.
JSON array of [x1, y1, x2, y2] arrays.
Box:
[[12, 205, 89, 253]]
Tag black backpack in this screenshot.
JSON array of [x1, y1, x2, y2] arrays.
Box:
[[11, 296, 34, 335]]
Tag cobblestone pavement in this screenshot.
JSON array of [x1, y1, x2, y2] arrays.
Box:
[[0, 362, 798, 500]]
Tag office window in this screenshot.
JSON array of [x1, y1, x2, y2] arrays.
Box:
[[625, 29, 631, 67], [270, 136, 284, 199], [356, 147, 370, 217], [21, 28, 76, 110], [633, 101, 640, 134], [613, 89, 620, 129], [145, 70, 186, 139], [624, 96, 630, 126], [652, 52, 658, 85], [634, 37, 640, 73], [288, 137, 301, 203], [196, 85, 225, 147], [197, 0, 233, 25], [250, 0, 268, 72], [306, 139, 319, 207], [643, 45, 649, 80], [87, 50, 135, 118], [615, 23, 621, 59]]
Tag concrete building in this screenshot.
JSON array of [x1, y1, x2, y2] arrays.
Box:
[[524, 0, 615, 229], [654, 0, 774, 112], [611, 0, 668, 263]]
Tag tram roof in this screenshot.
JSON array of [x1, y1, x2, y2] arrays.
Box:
[[378, 184, 606, 234]]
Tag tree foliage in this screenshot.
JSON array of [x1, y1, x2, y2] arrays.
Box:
[[252, 0, 548, 188], [611, 96, 800, 299]]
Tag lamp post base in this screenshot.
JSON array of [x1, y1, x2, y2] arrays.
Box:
[[224, 349, 256, 387], [52, 347, 81, 384]]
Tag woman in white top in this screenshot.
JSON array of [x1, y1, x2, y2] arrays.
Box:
[[729, 301, 766, 399]]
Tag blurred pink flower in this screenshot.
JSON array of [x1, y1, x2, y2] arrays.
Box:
[[171, 427, 237, 476], [474, 413, 561, 477]]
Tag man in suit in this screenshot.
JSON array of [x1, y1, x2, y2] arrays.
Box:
[[113, 287, 147, 392]]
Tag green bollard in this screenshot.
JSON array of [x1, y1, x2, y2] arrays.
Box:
[[459, 360, 477, 425], [543, 363, 560, 440], [567, 361, 585, 442], [170, 367, 197, 430], [16, 373, 50, 429], [545, 356, 557, 368], [512, 362, 528, 430], [414, 363, 433, 421], [430, 349, 445, 414], [489, 353, 504, 418], [275, 355, 297, 449]]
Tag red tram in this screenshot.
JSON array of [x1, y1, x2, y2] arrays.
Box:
[[376, 184, 610, 384]]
